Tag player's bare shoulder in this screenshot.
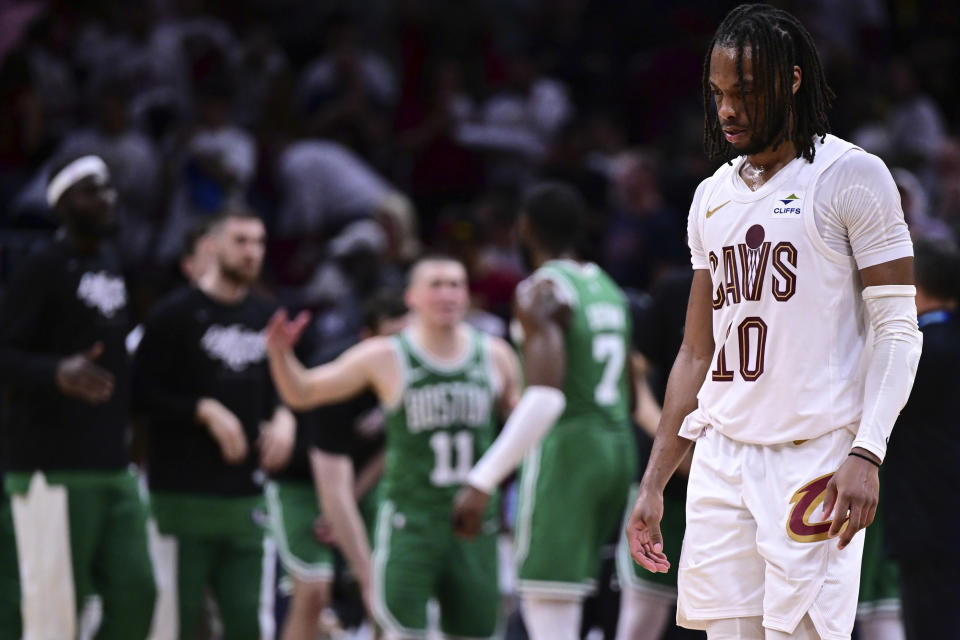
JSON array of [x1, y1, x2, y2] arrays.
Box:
[[486, 334, 517, 368], [344, 334, 404, 405], [514, 274, 573, 334], [351, 335, 401, 372], [487, 333, 520, 380]]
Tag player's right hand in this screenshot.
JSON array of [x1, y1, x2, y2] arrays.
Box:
[[451, 485, 490, 538], [55, 342, 115, 405], [625, 486, 671, 573], [312, 515, 336, 545], [265, 308, 311, 354], [196, 398, 249, 464]]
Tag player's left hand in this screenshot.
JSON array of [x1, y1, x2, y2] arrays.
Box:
[[626, 486, 671, 573], [452, 485, 490, 538], [258, 409, 296, 472], [822, 448, 880, 550]]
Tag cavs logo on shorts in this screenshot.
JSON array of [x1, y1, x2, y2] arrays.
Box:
[[786, 473, 845, 543]]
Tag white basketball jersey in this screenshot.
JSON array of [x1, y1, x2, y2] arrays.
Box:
[[682, 135, 876, 445]]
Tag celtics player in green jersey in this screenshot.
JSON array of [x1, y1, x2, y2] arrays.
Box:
[[266, 255, 521, 640], [454, 182, 636, 640]]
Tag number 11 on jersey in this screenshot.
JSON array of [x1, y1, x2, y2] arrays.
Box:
[[429, 430, 474, 486]]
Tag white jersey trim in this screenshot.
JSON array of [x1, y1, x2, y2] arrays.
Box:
[[384, 338, 409, 412], [401, 326, 475, 374]]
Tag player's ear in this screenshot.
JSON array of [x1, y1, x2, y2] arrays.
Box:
[[792, 65, 802, 95]]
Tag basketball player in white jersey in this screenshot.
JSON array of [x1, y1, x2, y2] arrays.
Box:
[[625, 5, 923, 640]]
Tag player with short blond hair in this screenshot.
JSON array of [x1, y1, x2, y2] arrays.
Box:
[[266, 255, 521, 640]]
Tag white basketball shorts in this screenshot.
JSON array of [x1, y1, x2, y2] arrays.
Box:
[[676, 426, 864, 640]]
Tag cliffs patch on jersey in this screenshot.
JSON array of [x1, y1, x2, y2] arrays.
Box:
[[772, 191, 804, 218]]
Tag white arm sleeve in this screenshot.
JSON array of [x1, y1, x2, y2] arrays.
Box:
[[466, 386, 566, 494], [852, 285, 923, 461]]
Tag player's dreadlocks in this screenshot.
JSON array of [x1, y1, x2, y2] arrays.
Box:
[[702, 4, 835, 163]]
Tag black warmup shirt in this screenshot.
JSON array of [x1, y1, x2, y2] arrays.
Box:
[[633, 270, 692, 400], [133, 286, 278, 496], [631, 269, 694, 500], [278, 390, 383, 483], [276, 327, 384, 484], [0, 238, 131, 471], [884, 311, 960, 560]]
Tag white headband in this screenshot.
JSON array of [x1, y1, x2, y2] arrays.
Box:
[[46, 155, 110, 207]]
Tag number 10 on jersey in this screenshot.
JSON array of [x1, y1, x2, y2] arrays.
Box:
[[712, 316, 768, 382]]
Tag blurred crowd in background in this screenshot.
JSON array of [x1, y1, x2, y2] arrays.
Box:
[[1, 1, 959, 638], [1, 0, 958, 331]]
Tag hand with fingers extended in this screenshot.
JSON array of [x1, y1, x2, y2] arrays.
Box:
[[265, 308, 311, 355], [196, 398, 249, 464], [822, 448, 880, 550], [625, 486, 672, 573], [55, 342, 115, 404]]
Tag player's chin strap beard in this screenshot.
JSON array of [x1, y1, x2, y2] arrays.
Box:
[[220, 264, 256, 287], [736, 109, 790, 162], [62, 213, 118, 240]]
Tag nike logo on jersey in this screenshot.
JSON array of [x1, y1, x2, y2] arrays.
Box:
[[705, 200, 731, 218]]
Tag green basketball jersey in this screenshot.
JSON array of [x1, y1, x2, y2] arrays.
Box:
[[382, 327, 499, 515], [534, 260, 632, 429]]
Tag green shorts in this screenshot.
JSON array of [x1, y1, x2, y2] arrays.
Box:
[[617, 483, 685, 599], [0, 491, 21, 639], [515, 424, 636, 598], [358, 483, 381, 538], [266, 481, 334, 583], [858, 501, 900, 615], [6, 470, 155, 640], [151, 491, 273, 640], [372, 499, 499, 639]]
